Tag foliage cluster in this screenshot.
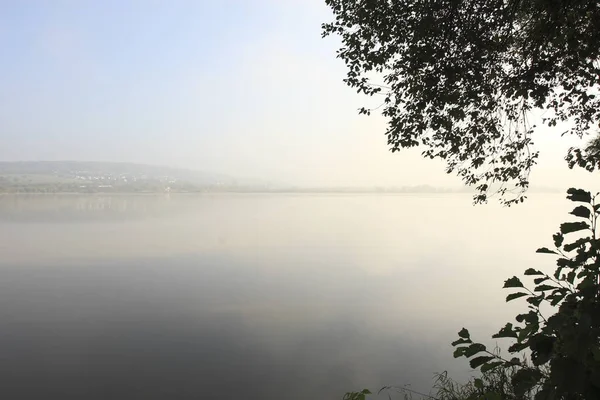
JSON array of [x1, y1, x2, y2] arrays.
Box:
[[323, 0, 600, 204], [452, 188, 600, 399], [323, 1, 600, 398]]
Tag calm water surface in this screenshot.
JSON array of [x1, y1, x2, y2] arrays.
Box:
[[0, 193, 570, 399]]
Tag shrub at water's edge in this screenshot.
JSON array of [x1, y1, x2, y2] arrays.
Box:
[[451, 188, 600, 399], [344, 188, 600, 399]]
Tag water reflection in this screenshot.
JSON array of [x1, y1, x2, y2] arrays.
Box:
[[0, 254, 452, 399], [0, 194, 572, 399], [0, 194, 179, 222]]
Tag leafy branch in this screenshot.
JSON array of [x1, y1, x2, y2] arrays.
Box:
[[452, 188, 600, 399]]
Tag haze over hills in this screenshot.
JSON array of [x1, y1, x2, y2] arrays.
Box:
[[0, 161, 237, 185], [0, 161, 244, 193], [0, 161, 561, 194]]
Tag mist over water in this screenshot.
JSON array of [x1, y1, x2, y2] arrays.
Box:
[[0, 194, 571, 399]]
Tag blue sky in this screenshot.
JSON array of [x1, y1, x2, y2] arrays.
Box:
[[0, 0, 594, 188]]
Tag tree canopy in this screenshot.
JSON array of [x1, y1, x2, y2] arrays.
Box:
[[322, 0, 600, 204]]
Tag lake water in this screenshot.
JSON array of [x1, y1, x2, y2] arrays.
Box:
[[0, 193, 572, 399]]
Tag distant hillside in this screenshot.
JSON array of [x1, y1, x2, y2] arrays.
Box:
[[0, 161, 235, 184], [0, 161, 240, 193], [0, 161, 562, 195]]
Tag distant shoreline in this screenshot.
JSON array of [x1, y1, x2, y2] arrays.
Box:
[[0, 189, 562, 196], [0, 161, 563, 196]]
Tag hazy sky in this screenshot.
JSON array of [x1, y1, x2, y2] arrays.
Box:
[[0, 0, 596, 189]]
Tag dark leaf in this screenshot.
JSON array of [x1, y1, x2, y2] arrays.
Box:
[[553, 233, 564, 248], [536, 247, 557, 254], [470, 356, 494, 369], [458, 328, 470, 339], [566, 188, 592, 203], [508, 341, 529, 352], [560, 221, 589, 234], [550, 293, 567, 306], [556, 257, 573, 270], [570, 205, 591, 219], [516, 311, 538, 324], [503, 276, 524, 288], [451, 338, 472, 346], [534, 284, 557, 292], [453, 347, 465, 358], [506, 292, 528, 302], [464, 343, 487, 357], [493, 323, 518, 339], [524, 268, 544, 276], [533, 277, 548, 285], [526, 295, 544, 307], [563, 237, 590, 252]]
